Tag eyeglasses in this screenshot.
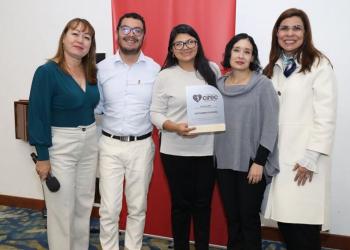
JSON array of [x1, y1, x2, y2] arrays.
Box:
[[172, 39, 198, 50], [119, 26, 144, 36], [278, 25, 304, 33]]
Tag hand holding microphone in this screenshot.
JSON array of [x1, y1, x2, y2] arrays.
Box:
[[35, 160, 50, 180], [31, 153, 60, 192]]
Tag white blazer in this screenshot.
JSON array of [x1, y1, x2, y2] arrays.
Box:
[[264, 57, 337, 230]]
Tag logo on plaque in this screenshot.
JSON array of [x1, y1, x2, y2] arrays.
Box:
[[193, 94, 202, 102]]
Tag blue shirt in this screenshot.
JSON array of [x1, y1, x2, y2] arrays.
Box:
[[28, 61, 100, 160], [95, 51, 160, 136]]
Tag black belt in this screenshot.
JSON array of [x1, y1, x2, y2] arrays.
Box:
[[102, 130, 152, 142]]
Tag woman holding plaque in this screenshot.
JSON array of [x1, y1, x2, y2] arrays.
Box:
[[150, 24, 220, 250], [214, 33, 279, 250], [263, 8, 337, 250]]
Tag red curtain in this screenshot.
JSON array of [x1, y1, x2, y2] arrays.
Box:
[[111, 0, 236, 245]]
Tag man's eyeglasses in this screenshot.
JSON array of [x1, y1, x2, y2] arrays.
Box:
[[278, 25, 304, 33], [119, 26, 144, 36], [172, 39, 198, 50]]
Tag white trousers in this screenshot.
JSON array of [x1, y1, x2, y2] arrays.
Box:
[[98, 135, 154, 250], [44, 123, 98, 250]]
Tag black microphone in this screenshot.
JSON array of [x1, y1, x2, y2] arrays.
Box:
[[31, 153, 60, 192]]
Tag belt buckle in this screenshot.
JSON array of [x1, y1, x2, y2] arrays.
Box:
[[120, 136, 130, 142]]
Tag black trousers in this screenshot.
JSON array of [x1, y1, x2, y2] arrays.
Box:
[[278, 222, 321, 250], [160, 153, 215, 250], [217, 168, 266, 250]]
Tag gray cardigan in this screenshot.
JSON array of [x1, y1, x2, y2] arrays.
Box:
[[214, 72, 279, 182]]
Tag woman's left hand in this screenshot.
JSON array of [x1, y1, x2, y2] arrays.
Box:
[[247, 163, 263, 184]]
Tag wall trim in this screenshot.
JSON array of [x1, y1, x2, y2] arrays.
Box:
[[1, 194, 349, 249]]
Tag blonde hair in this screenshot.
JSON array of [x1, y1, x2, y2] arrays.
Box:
[[52, 18, 97, 84]]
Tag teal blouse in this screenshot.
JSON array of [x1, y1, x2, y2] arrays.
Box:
[[28, 61, 99, 160]]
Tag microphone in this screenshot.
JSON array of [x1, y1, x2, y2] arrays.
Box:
[[31, 153, 60, 192]]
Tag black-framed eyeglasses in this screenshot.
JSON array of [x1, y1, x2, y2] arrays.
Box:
[[172, 39, 198, 50], [119, 26, 144, 36]]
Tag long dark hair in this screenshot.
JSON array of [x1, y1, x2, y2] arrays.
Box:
[[222, 33, 261, 72], [52, 18, 97, 84], [263, 8, 324, 78], [162, 24, 217, 86]]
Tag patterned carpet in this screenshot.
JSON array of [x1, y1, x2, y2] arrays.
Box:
[[0, 205, 330, 250]]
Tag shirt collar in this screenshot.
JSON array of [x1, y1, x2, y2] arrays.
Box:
[[275, 57, 284, 69], [112, 50, 146, 64]]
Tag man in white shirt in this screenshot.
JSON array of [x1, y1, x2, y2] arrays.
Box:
[[95, 12, 160, 250]]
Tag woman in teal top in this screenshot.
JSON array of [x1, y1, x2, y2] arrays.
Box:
[[29, 60, 99, 160], [28, 18, 99, 250]]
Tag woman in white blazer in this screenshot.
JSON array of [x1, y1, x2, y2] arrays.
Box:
[[263, 8, 337, 250]]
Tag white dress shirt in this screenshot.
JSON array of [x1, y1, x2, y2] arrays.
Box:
[[95, 51, 160, 136]]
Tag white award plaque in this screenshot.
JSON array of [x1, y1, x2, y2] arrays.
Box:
[[186, 85, 225, 134]]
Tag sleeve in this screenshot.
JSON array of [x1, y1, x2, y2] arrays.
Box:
[[297, 149, 321, 173], [150, 74, 169, 129], [259, 79, 279, 152], [94, 79, 104, 115], [307, 61, 337, 155], [254, 144, 270, 166], [28, 65, 55, 161], [258, 79, 280, 177]]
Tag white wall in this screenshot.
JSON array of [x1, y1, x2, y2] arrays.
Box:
[[0, 0, 349, 237], [236, 0, 350, 236], [0, 0, 113, 197]]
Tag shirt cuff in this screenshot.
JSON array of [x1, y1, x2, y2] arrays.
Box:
[[254, 144, 270, 167], [298, 149, 321, 173], [35, 145, 49, 161], [150, 112, 168, 130]]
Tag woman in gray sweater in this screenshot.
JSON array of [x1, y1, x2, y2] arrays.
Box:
[[214, 33, 279, 250]]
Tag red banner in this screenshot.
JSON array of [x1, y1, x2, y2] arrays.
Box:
[[111, 0, 236, 245]]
